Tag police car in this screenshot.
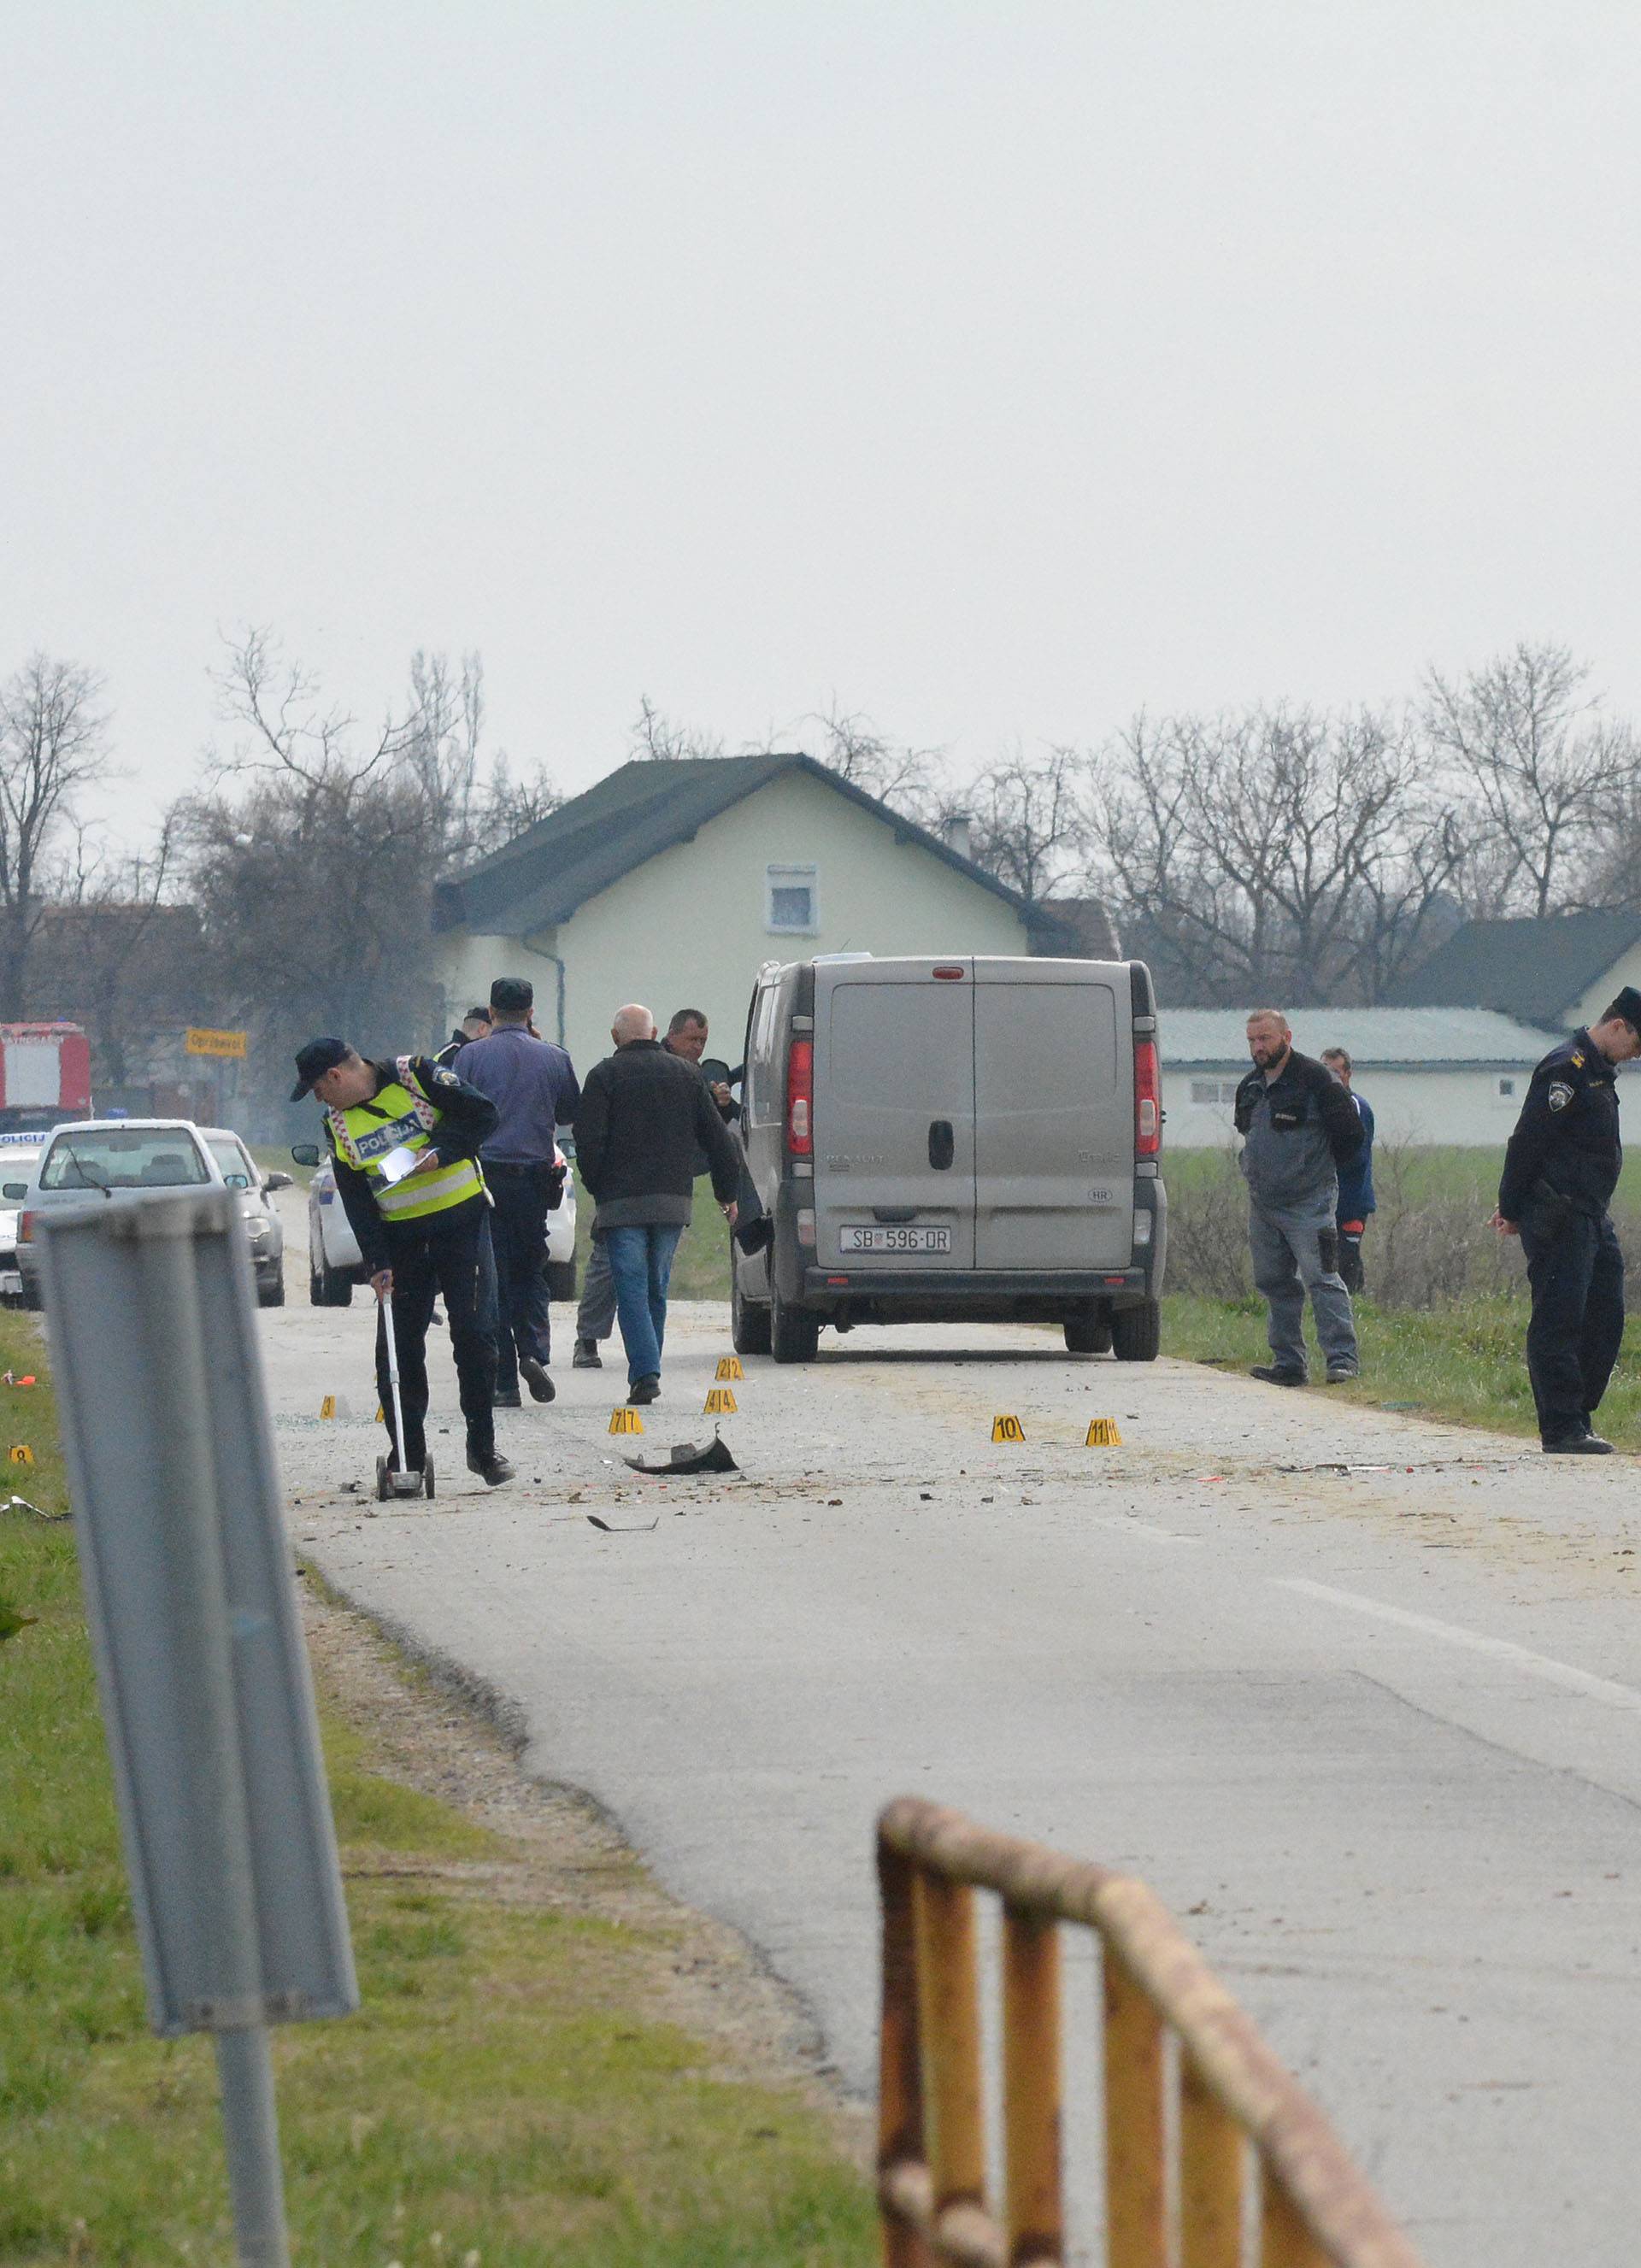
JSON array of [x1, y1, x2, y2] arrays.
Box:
[[0, 1131, 49, 1301], [300, 1143, 579, 1307]]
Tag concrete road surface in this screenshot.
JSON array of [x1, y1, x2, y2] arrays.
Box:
[[262, 1222, 1641, 2265]]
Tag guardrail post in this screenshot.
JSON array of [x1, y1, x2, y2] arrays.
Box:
[[1180, 2050, 1244, 2268], [913, 1866, 988, 2241], [1103, 1947, 1166, 2268], [879, 1836, 931, 2266], [1262, 2175, 1329, 2268], [1002, 1905, 1062, 2267]]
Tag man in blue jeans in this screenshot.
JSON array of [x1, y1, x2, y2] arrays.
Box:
[[572, 1003, 742, 1403]]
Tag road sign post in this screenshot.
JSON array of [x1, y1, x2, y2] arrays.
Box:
[[39, 1187, 357, 2266]]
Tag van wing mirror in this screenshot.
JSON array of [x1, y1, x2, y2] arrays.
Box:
[[263, 1170, 293, 1192], [2, 1182, 26, 1201]]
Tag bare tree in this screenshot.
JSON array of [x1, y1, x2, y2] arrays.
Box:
[[0, 654, 114, 1015], [629, 696, 725, 762], [804, 704, 945, 819], [963, 745, 1088, 902], [1422, 642, 1636, 917], [1086, 704, 1461, 1003]]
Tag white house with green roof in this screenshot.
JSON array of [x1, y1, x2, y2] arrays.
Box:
[[433, 755, 1069, 1078]]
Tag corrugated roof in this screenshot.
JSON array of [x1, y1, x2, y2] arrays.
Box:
[[1390, 908, 1641, 1020], [435, 754, 1068, 938], [1162, 1007, 1559, 1066]]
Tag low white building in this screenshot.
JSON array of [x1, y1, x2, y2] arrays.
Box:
[[1160, 1008, 1564, 1147]]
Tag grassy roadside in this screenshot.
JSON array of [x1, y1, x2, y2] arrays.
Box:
[[0, 1313, 873, 2265], [1161, 1290, 1641, 1444]]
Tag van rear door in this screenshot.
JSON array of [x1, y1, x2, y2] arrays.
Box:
[[973, 960, 1131, 1268], [812, 959, 975, 1270]]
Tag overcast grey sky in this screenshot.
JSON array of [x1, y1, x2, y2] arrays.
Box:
[[6, 3, 1639, 839]]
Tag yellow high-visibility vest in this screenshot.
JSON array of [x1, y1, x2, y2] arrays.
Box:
[[326, 1056, 483, 1225]]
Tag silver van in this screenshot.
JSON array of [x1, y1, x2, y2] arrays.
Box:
[[731, 954, 1165, 1361]]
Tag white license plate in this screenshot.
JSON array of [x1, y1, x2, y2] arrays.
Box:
[[839, 1224, 951, 1254]]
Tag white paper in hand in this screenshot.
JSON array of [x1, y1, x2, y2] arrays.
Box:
[[378, 1145, 421, 1185]]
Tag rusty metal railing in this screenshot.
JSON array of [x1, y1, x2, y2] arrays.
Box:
[[877, 1798, 1426, 2268]]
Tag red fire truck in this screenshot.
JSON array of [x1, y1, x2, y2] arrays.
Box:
[[0, 1021, 93, 1131]]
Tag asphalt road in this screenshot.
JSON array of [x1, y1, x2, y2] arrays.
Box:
[[262, 1202, 1641, 2266]]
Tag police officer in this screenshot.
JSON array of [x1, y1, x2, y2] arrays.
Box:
[[291, 1036, 515, 1487], [1493, 989, 1641, 1454]]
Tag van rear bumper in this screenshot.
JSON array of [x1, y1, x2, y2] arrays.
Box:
[[797, 1261, 1156, 1325]]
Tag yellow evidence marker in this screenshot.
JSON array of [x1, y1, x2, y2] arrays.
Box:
[[609, 1407, 644, 1435], [319, 1395, 337, 1420], [703, 1387, 738, 1414], [374, 1405, 385, 1424], [1085, 1417, 1123, 1447], [9, 1442, 34, 1465], [991, 1413, 1026, 1443], [715, 1356, 744, 1381]]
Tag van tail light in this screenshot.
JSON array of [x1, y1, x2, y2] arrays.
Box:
[[18, 1210, 37, 1243], [787, 1038, 814, 1155], [1134, 1038, 1161, 1156]]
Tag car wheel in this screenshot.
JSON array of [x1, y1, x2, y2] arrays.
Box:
[[19, 1277, 41, 1313], [770, 1281, 820, 1364], [258, 1264, 285, 1308], [309, 1248, 352, 1307], [731, 1249, 773, 1356], [1063, 1306, 1112, 1355], [1111, 1298, 1161, 1362]]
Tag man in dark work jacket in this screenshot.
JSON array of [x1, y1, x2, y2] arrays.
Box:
[[573, 1003, 741, 1407], [1494, 989, 1641, 1453]]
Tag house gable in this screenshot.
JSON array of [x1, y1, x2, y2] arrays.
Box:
[[1391, 909, 1641, 1025]]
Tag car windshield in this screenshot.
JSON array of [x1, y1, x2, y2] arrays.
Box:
[[207, 1138, 254, 1189], [41, 1131, 209, 1192]]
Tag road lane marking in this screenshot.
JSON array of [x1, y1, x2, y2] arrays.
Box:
[[1277, 1578, 1641, 1713]]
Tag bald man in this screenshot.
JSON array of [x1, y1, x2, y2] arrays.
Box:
[[572, 1002, 742, 1404]]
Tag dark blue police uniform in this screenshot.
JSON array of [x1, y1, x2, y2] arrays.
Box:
[[1498, 1026, 1626, 1448]]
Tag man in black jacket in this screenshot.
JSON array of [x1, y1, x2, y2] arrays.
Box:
[[1493, 990, 1641, 1453], [1234, 1010, 1365, 1387], [573, 1003, 741, 1404]]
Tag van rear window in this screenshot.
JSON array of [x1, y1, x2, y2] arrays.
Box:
[[42, 1131, 209, 1192], [828, 984, 973, 1110]]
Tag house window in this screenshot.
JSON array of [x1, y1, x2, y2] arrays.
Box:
[[1190, 1078, 1240, 1108], [766, 864, 819, 934], [1497, 1075, 1517, 1100]]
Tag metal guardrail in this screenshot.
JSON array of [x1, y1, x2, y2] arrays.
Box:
[[877, 1798, 1426, 2268]]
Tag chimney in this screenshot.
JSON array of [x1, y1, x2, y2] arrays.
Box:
[[942, 812, 973, 861]]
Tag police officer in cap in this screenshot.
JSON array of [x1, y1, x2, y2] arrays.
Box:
[[1493, 987, 1641, 1453], [291, 1036, 515, 1486]]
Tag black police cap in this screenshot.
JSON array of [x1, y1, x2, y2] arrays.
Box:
[[291, 1036, 350, 1101], [1608, 985, 1641, 1035], [490, 976, 533, 1014]]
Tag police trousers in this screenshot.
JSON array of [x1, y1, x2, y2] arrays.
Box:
[[1248, 1196, 1359, 1376], [1517, 1193, 1625, 1445], [375, 1203, 498, 1470]]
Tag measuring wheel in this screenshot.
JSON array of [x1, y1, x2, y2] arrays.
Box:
[[375, 1455, 391, 1502], [421, 1454, 436, 1501]]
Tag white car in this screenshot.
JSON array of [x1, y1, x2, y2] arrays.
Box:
[[12, 1119, 228, 1309], [200, 1128, 292, 1307], [293, 1140, 578, 1307], [0, 1133, 49, 1301]]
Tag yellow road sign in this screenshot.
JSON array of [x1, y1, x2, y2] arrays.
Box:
[[1085, 1417, 1123, 1447], [991, 1414, 1025, 1443], [609, 1407, 644, 1435], [185, 1026, 248, 1060], [703, 1387, 738, 1414], [715, 1356, 744, 1381]]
